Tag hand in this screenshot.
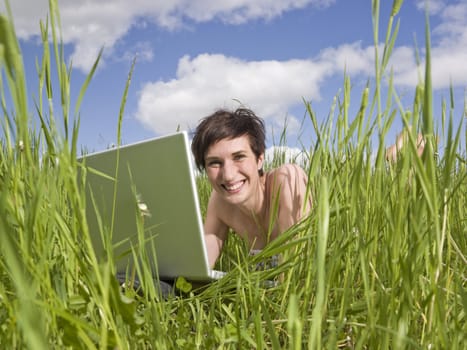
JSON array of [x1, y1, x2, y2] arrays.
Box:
[[385, 127, 426, 162]]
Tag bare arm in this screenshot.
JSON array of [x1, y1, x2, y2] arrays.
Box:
[[270, 164, 312, 234], [386, 128, 426, 162], [203, 193, 229, 268]]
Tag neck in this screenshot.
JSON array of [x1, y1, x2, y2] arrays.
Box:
[[240, 174, 267, 220]]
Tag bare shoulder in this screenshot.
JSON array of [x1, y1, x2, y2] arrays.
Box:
[[266, 163, 308, 185], [265, 163, 310, 206], [266, 163, 312, 231]]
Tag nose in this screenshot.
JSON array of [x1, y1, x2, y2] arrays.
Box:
[[221, 160, 236, 181]]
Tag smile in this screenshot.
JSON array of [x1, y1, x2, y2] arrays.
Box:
[[222, 180, 245, 192]]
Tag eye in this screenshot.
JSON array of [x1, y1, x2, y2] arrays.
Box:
[[207, 160, 222, 167], [233, 153, 246, 161]]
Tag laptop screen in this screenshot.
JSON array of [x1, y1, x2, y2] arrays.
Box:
[[79, 131, 212, 280]]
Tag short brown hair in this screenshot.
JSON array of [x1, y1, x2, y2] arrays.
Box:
[[191, 108, 265, 174]]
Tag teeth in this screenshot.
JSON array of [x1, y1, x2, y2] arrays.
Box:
[[225, 181, 243, 191]]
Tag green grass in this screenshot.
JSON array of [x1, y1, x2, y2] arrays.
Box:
[[1, 0, 466, 348]]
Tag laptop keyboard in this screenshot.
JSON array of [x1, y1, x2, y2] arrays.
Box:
[[210, 270, 227, 279]]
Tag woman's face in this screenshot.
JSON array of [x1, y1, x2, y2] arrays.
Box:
[[204, 135, 264, 206]]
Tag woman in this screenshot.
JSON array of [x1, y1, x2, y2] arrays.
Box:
[[191, 108, 312, 267]]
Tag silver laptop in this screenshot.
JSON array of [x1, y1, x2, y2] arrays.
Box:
[[79, 131, 225, 281]]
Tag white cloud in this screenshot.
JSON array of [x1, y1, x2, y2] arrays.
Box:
[[319, 42, 375, 76], [116, 41, 155, 63], [389, 46, 419, 86], [310, 0, 467, 91], [180, 0, 334, 24], [134, 0, 467, 136], [401, 1, 467, 88], [416, 0, 446, 15], [265, 145, 308, 167], [316, 1, 467, 91], [4, 0, 465, 88], [135, 54, 333, 134], [3, 0, 466, 136], [2, 0, 334, 72]]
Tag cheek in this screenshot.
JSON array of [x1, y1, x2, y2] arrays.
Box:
[[245, 162, 260, 174], [206, 168, 219, 183]]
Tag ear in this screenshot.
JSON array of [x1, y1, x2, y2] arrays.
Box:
[[257, 153, 264, 170]]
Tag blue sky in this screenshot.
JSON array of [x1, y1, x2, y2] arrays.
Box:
[[2, 0, 467, 153]]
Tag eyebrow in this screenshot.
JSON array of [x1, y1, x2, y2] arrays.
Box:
[[205, 156, 219, 163], [205, 150, 248, 162], [232, 150, 247, 156]]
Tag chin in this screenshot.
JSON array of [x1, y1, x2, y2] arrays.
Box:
[[223, 191, 247, 205]]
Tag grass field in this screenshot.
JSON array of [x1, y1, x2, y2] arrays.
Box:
[[1, 0, 466, 348]]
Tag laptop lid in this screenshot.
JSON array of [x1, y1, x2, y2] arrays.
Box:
[[79, 131, 216, 281]]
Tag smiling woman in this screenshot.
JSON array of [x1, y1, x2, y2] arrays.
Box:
[[191, 108, 312, 267]]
